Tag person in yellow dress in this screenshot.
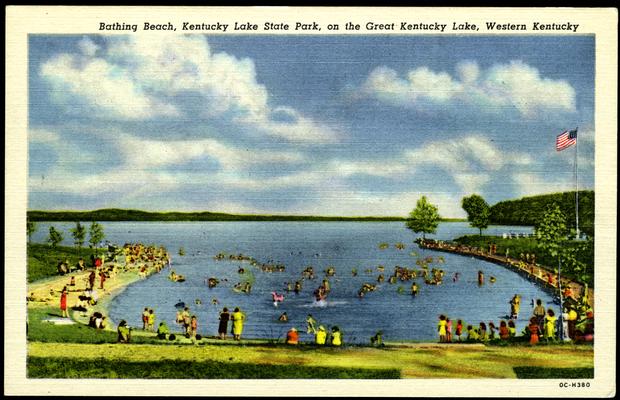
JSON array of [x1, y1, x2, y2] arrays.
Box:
[[315, 325, 327, 345], [231, 307, 245, 341], [545, 308, 557, 341], [330, 326, 342, 346], [437, 315, 447, 342]]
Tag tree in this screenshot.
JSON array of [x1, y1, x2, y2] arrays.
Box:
[[535, 204, 569, 259], [70, 221, 87, 256], [406, 196, 440, 239], [27, 220, 37, 244], [89, 221, 105, 255], [535, 204, 585, 340], [462, 194, 490, 236], [47, 226, 63, 248]]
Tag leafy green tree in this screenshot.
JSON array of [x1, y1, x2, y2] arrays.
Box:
[[462, 194, 491, 236], [534, 205, 592, 337], [89, 221, 105, 255], [70, 221, 87, 255], [535, 204, 569, 260], [406, 196, 439, 239], [47, 226, 63, 248], [27, 220, 37, 243]]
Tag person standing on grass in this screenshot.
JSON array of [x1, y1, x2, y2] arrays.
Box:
[[330, 326, 342, 346], [190, 315, 198, 340], [218, 307, 230, 339], [142, 307, 149, 330], [437, 315, 447, 343], [545, 309, 557, 341], [446, 318, 453, 343], [60, 286, 68, 318], [148, 309, 156, 331], [533, 299, 546, 332], [231, 307, 245, 341], [455, 319, 463, 342], [315, 325, 327, 345]]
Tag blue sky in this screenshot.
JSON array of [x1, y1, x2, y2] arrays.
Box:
[[28, 35, 595, 217]]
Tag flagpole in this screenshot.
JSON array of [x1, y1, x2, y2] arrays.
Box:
[[575, 127, 579, 240]]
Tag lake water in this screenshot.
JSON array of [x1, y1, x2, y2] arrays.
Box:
[[31, 221, 554, 342]]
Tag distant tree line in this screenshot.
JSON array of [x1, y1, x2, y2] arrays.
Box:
[[489, 191, 594, 237], [26, 209, 408, 222]]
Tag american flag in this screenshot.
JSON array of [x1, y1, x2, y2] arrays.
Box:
[[556, 128, 578, 151]]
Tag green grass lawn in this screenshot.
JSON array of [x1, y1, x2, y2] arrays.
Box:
[[27, 357, 400, 379], [27, 243, 99, 282]]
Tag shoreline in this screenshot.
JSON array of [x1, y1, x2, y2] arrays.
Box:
[[27, 245, 169, 332], [418, 239, 594, 309]]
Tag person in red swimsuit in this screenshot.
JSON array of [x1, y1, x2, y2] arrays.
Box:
[[60, 286, 68, 318]]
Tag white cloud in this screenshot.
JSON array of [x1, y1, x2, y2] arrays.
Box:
[[290, 189, 465, 218], [118, 134, 305, 170], [29, 128, 60, 144], [77, 37, 99, 57], [40, 35, 340, 143], [359, 60, 577, 118], [40, 54, 180, 120], [512, 172, 574, 197]]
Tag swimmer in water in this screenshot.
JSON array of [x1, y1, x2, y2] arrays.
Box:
[[195, 299, 202, 305], [211, 298, 219, 305]]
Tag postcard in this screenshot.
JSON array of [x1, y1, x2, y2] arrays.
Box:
[[5, 6, 617, 397]]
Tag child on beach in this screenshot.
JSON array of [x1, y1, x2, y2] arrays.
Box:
[[437, 315, 447, 343], [446, 318, 453, 343], [455, 320, 463, 342]]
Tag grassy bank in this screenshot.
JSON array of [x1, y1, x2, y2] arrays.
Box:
[[27, 243, 99, 282], [27, 341, 593, 379], [27, 357, 400, 379], [453, 235, 594, 286]]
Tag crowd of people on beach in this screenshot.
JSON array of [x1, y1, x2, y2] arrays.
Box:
[[437, 295, 594, 345], [419, 239, 589, 303], [32, 238, 595, 349]]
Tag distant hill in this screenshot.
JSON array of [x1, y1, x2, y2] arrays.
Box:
[[489, 191, 594, 236], [26, 208, 409, 222]]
